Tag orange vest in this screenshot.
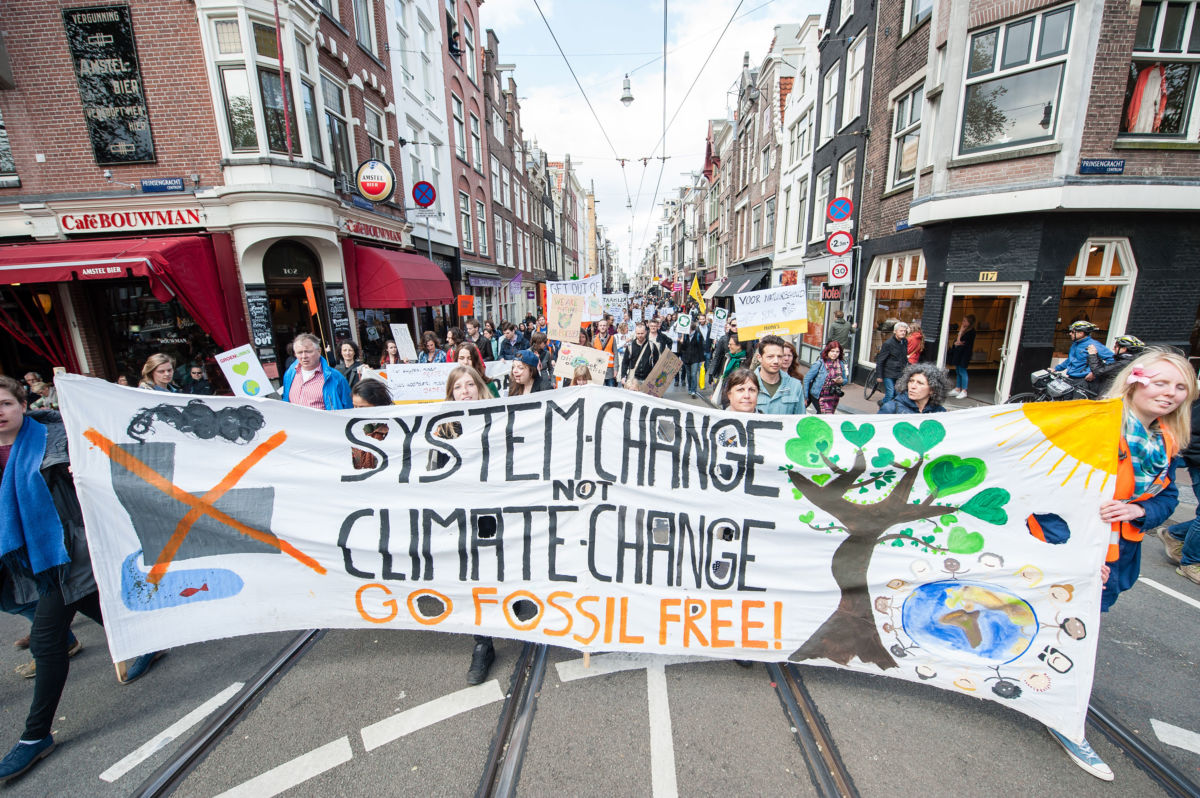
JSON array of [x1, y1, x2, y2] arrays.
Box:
[[1107, 427, 1178, 562], [594, 334, 615, 369]]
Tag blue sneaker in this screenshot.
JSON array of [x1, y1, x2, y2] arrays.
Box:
[[115, 651, 165, 685], [1048, 728, 1114, 781], [0, 735, 55, 781]]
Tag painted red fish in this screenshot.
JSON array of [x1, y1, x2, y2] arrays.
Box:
[[179, 584, 209, 598]]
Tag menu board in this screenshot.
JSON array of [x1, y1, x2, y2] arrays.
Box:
[[62, 5, 156, 164], [245, 288, 273, 348], [326, 284, 352, 343]]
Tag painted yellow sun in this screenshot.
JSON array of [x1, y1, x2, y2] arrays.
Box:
[[991, 398, 1123, 492]]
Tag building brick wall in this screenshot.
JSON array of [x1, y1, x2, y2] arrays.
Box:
[[0, 0, 222, 196]]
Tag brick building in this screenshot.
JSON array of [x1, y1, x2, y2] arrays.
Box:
[[0, 0, 453, 383]]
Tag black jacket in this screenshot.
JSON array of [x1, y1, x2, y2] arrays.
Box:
[[880, 394, 947, 414], [621, 338, 661, 381], [1086, 350, 1136, 397], [875, 336, 909, 381], [677, 329, 706, 365]]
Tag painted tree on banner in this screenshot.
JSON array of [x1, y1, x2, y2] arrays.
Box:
[[784, 417, 1011, 670]]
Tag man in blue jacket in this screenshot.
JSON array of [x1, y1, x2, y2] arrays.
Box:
[[1053, 321, 1113, 391], [755, 335, 805, 414], [281, 333, 352, 410]]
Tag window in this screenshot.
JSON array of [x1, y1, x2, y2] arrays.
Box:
[[795, 177, 808, 244], [821, 63, 840, 146], [354, 0, 375, 52], [797, 110, 810, 157], [837, 151, 856, 204], [891, 83, 923, 187], [760, 147, 770, 179], [839, 0, 852, 29], [302, 80, 323, 163], [0, 107, 15, 179], [751, 204, 762, 249], [862, 253, 927, 364], [1055, 239, 1137, 354], [365, 104, 386, 161], [257, 69, 301, 155], [494, 217, 505, 265], [959, 6, 1072, 154], [505, 223, 514, 270], [429, 137, 442, 191], [470, 114, 482, 169], [490, 155, 500, 201], [459, 192, 474, 251], [408, 126, 423, 184], [906, 0, 933, 34], [500, 166, 510, 208], [315, 0, 334, 14], [477, 200, 489, 255], [843, 36, 866, 128], [492, 108, 505, 142], [220, 67, 258, 150], [463, 19, 477, 82], [419, 21, 434, 100], [788, 121, 800, 163], [451, 94, 466, 159], [214, 19, 241, 54], [322, 75, 352, 180], [810, 169, 829, 242], [764, 197, 775, 247], [1122, 1, 1200, 136]]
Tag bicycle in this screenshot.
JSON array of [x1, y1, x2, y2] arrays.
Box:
[[1006, 370, 1098, 404], [863, 366, 879, 400]]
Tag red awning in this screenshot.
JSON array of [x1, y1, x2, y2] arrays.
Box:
[[345, 241, 453, 308], [0, 236, 240, 349]]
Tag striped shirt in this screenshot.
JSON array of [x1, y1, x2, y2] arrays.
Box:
[[290, 367, 326, 409]]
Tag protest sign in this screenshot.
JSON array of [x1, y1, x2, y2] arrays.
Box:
[[548, 294, 584, 342], [734, 285, 808, 342], [483, 361, 510, 381], [676, 313, 693, 333], [639, 350, 683, 398], [385, 363, 457, 402], [58, 375, 1121, 742], [547, 276, 603, 321], [553, 343, 610, 383], [646, 304, 657, 319], [215, 345, 274, 398], [389, 323, 418, 361], [632, 307, 644, 323], [603, 293, 628, 324], [711, 307, 728, 338]]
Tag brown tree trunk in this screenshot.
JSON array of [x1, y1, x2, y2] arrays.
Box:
[[789, 531, 898, 670]]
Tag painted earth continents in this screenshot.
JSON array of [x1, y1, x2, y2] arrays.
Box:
[[902, 581, 1036, 665]]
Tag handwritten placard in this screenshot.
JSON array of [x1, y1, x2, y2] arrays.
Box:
[[548, 294, 584, 342], [734, 285, 808, 341], [554, 343, 611, 383], [384, 363, 457, 402], [389, 323, 419, 361]]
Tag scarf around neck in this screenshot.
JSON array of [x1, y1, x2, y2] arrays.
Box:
[[0, 415, 69, 577], [1123, 411, 1169, 497]]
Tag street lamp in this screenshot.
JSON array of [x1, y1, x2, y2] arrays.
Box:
[[620, 74, 634, 106]]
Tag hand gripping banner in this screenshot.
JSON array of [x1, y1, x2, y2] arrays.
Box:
[[57, 376, 1122, 741]]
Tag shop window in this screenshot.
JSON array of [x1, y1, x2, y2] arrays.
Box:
[[891, 83, 923, 188], [1122, 1, 1200, 137], [959, 6, 1072, 154], [861, 252, 927, 364], [322, 75, 352, 183], [99, 280, 213, 387], [1053, 239, 1137, 356]]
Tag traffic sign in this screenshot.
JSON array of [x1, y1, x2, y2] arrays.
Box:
[[828, 260, 852, 285], [412, 180, 436, 207], [825, 219, 853, 233], [826, 230, 854, 256], [826, 196, 854, 222]]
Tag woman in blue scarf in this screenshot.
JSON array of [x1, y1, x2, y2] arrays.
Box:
[[0, 376, 161, 782]]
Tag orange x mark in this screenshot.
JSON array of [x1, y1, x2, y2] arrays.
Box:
[[83, 428, 326, 584]]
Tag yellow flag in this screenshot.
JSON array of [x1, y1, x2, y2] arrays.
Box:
[[689, 276, 706, 315]]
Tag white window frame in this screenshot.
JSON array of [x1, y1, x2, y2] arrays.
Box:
[[839, 0, 853, 30], [810, 169, 829, 243], [957, 5, 1073, 155], [451, 94, 466, 160], [820, 62, 840, 146], [469, 113, 482, 169], [494, 217, 505, 265], [904, 0, 933, 36], [890, 83, 923, 189], [763, 196, 775, 247], [843, 35, 866, 129], [795, 176, 808, 245], [860, 252, 927, 365], [353, 0, 376, 55], [364, 102, 387, 162], [1122, 0, 1200, 140], [836, 151, 856, 210], [459, 191, 474, 251], [463, 18, 477, 83], [477, 199, 490, 256], [321, 73, 352, 182], [781, 187, 791, 248], [1062, 238, 1138, 348]]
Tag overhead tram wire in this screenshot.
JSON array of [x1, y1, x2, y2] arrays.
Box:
[[634, 0, 746, 259], [530, 0, 634, 215]]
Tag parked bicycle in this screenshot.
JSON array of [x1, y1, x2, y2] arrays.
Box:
[[1007, 369, 1099, 403]]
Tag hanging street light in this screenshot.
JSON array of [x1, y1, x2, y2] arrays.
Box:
[[620, 74, 634, 106]]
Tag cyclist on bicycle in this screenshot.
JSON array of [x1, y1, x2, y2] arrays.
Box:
[[1053, 321, 1114, 393], [1087, 334, 1145, 396]]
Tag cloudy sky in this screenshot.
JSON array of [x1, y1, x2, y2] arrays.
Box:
[[478, 0, 827, 282]]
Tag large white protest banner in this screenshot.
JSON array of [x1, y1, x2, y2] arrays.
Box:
[[58, 375, 1121, 742], [553, 343, 610, 383], [734, 285, 808, 342], [385, 363, 457, 402], [547, 276, 603, 321]]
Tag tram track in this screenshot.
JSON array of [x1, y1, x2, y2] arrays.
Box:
[[768, 662, 860, 798], [1088, 699, 1200, 798], [476, 642, 549, 798]]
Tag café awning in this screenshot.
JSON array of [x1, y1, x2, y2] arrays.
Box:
[[344, 241, 454, 308]]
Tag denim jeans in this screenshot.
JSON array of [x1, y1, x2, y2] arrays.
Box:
[[1167, 463, 1200, 566], [686, 362, 701, 393], [882, 377, 896, 404], [955, 367, 968, 391], [25, 588, 102, 740]]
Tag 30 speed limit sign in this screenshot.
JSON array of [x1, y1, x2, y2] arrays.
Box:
[[828, 260, 852, 286]]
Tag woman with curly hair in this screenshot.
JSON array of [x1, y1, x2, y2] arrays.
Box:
[[879, 362, 950, 414]]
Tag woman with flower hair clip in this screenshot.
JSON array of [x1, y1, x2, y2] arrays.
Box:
[[1048, 348, 1196, 781]]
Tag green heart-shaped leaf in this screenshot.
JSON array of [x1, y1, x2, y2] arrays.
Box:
[[840, 421, 875, 449], [893, 420, 946, 454], [812, 473, 832, 486], [786, 417, 834, 468], [940, 514, 958, 526], [798, 510, 815, 523], [946, 526, 985, 554], [870, 448, 895, 469], [959, 487, 1011, 525], [232, 362, 250, 376], [923, 455, 986, 497]]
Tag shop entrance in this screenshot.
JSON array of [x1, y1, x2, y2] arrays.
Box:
[[263, 241, 326, 367], [938, 282, 1028, 404]]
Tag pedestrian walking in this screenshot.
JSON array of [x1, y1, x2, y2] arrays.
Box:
[[803, 341, 848, 414], [874, 322, 909, 405]]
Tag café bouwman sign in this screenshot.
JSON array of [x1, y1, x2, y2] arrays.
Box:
[[63, 5, 156, 165]]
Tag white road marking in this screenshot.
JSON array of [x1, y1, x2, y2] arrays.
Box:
[[555, 652, 713, 682], [1152, 719, 1200, 756], [214, 736, 352, 798], [99, 682, 244, 783], [360, 680, 505, 751], [1139, 577, 1200, 611], [646, 661, 679, 798]]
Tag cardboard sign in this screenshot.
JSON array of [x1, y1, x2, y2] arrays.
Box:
[[639, 350, 683, 398], [547, 275, 603, 321], [711, 307, 728, 338], [553, 343, 610, 383], [389, 323, 419, 361], [59, 374, 1124, 742], [215, 344, 274, 398], [548, 294, 584, 342], [384, 363, 457, 402], [734, 285, 808, 341]]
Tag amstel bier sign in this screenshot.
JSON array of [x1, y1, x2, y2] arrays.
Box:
[[354, 159, 395, 204]]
